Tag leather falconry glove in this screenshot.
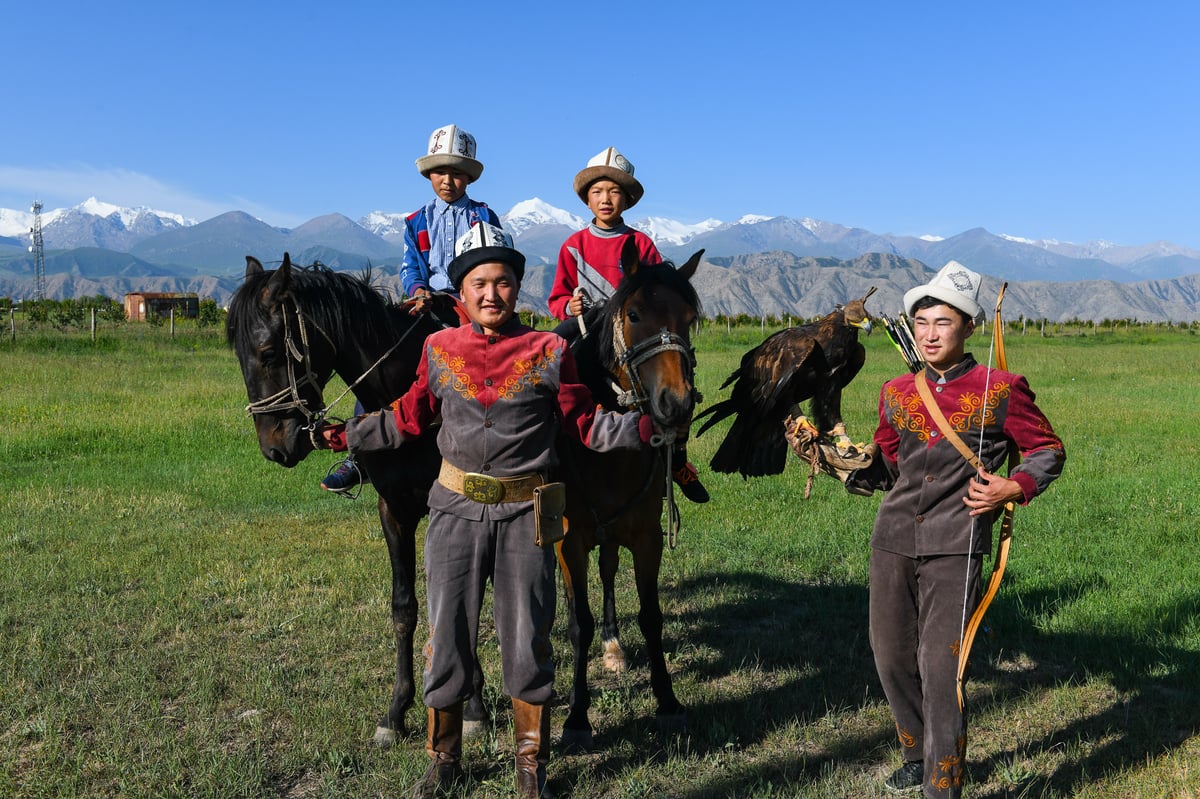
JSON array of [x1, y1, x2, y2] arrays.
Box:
[[783, 414, 876, 498]]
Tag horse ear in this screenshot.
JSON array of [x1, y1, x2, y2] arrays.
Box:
[[261, 253, 293, 306], [676, 248, 704, 281], [620, 235, 642, 276], [245, 256, 264, 278]]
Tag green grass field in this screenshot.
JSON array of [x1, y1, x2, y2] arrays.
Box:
[[2, 320, 1198, 798]]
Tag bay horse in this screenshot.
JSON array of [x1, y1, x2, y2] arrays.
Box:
[[225, 253, 487, 746], [556, 245, 704, 750]]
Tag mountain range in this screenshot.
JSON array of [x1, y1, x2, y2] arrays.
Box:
[[2, 197, 1198, 321]]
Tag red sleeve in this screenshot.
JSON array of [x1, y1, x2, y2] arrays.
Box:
[[548, 240, 578, 320], [1002, 374, 1066, 503], [555, 346, 601, 438], [391, 340, 441, 435], [873, 382, 900, 465]]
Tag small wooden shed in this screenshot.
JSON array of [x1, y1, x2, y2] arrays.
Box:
[[124, 292, 200, 321]]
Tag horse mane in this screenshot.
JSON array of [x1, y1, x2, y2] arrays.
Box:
[[225, 261, 403, 358], [593, 260, 702, 370]]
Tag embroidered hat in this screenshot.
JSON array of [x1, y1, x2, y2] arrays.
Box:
[[447, 222, 526, 289], [415, 124, 484, 182], [903, 260, 984, 321], [572, 146, 645, 208]]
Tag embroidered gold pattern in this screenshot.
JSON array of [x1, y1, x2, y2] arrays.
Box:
[[498, 344, 557, 400], [886, 378, 1014, 443], [431, 345, 478, 399], [947, 379, 1010, 432], [884, 385, 931, 442], [896, 724, 916, 749]]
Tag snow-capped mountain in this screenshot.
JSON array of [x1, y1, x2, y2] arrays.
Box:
[[357, 210, 408, 243], [999, 233, 1200, 272], [633, 216, 722, 246], [357, 198, 590, 244], [500, 198, 587, 236], [0, 197, 194, 251]]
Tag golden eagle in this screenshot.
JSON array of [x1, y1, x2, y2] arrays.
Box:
[[694, 288, 876, 477]]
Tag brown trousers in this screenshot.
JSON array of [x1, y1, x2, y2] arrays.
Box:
[[870, 550, 982, 799]]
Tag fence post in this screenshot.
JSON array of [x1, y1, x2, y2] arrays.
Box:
[[9, 307, 14, 343], [170, 307, 176, 338], [91, 307, 97, 342]]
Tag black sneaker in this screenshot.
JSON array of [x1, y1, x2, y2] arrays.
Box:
[[884, 760, 924, 793], [672, 461, 710, 503]]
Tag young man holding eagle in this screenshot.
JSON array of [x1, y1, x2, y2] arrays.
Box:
[[836, 262, 1066, 797]]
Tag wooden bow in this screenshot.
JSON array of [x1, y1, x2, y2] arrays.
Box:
[[955, 282, 1018, 712]]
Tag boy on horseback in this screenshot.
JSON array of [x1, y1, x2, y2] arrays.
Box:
[[318, 223, 657, 799], [548, 146, 710, 503], [400, 123, 502, 310], [321, 124, 501, 494]]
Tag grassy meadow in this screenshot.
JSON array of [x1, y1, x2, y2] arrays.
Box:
[[2, 318, 1198, 798]]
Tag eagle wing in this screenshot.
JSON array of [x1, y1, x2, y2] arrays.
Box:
[[696, 324, 833, 477]]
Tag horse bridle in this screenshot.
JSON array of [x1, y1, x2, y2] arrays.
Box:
[[243, 292, 445, 443], [608, 308, 701, 548], [243, 296, 333, 430], [608, 308, 701, 413]]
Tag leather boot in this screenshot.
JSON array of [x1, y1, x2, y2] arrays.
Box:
[[512, 698, 553, 798], [410, 703, 464, 799]]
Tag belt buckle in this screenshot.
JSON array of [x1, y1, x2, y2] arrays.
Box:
[[462, 472, 504, 504]]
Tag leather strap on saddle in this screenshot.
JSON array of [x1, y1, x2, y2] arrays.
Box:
[[438, 460, 545, 504]]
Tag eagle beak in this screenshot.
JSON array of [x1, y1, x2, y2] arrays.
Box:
[[858, 318, 873, 335]]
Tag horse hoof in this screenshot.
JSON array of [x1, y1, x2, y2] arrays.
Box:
[[602, 639, 627, 673], [372, 725, 397, 749], [462, 718, 490, 740], [655, 712, 688, 736], [559, 726, 594, 754]]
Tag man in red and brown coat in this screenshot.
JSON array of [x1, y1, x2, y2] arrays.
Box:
[[319, 223, 657, 799], [844, 262, 1066, 797]]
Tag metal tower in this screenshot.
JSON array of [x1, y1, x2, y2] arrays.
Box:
[[29, 201, 46, 301]]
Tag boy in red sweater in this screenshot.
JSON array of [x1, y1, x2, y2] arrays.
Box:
[[548, 147, 708, 503]]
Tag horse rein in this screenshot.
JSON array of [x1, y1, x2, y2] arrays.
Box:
[[609, 309, 701, 549], [243, 293, 440, 449]]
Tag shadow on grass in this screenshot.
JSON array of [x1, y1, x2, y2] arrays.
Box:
[[547, 569, 1200, 798]]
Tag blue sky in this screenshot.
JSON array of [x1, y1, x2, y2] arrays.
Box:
[[2, 1, 1197, 247]]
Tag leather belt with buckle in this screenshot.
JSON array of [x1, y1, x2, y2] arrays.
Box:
[[438, 460, 544, 504]]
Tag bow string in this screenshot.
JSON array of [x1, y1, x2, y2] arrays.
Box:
[[955, 282, 1018, 712]]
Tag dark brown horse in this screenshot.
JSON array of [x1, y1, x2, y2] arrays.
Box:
[[225, 253, 488, 746], [556, 245, 704, 750]]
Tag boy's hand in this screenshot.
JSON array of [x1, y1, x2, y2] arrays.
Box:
[[964, 468, 1022, 516], [408, 288, 431, 316], [567, 293, 586, 317]]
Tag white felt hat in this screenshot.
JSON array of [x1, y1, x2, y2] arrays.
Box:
[[572, 146, 644, 207], [447, 223, 525, 289], [903, 261, 984, 321], [415, 124, 483, 182]]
